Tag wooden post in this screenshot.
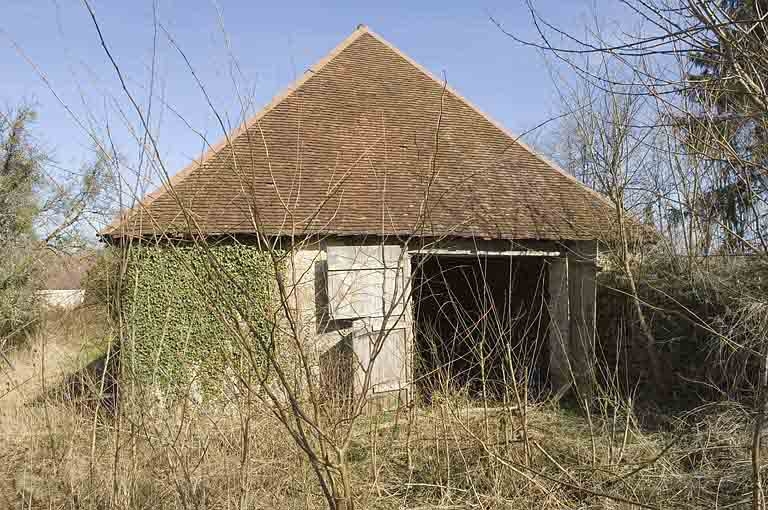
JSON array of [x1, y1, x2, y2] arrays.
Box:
[[548, 257, 571, 395], [567, 241, 598, 399], [548, 241, 598, 399]]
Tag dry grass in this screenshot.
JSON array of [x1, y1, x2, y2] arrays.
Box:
[[1, 306, 108, 408], [0, 395, 756, 509], [0, 310, 759, 509]]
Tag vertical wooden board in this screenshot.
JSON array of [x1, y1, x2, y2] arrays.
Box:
[[568, 258, 597, 398], [371, 328, 406, 393], [353, 326, 406, 393], [548, 258, 571, 392]]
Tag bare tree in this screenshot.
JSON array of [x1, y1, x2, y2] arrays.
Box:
[[495, 2, 768, 507]]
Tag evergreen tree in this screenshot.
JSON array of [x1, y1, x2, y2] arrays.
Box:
[[684, 0, 768, 252], [0, 106, 43, 340]]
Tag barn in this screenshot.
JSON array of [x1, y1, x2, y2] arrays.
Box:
[[102, 26, 614, 403]]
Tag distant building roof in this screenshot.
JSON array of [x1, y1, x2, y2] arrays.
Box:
[[42, 252, 95, 290]]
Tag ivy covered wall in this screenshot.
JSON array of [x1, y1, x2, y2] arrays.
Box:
[[121, 242, 276, 399]]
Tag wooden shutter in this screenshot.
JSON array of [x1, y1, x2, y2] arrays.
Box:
[[326, 245, 404, 320], [326, 244, 408, 393]]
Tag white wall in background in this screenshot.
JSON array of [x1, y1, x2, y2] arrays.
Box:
[[37, 289, 85, 310]]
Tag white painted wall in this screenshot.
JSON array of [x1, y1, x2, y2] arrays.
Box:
[[37, 289, 85, 310]]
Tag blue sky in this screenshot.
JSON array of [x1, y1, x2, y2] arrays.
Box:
[[1, 0, 632, 222]]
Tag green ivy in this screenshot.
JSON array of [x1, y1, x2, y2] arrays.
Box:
[[121, 242, 276, 399]]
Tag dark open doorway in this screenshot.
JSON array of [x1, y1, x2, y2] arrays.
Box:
[[412, 255, 550, 401]]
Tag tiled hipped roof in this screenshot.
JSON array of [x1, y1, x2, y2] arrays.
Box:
[[103, 26, 613, 240]]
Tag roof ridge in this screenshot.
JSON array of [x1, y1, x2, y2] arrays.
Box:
[[360, 28, 614, 210], [102, 24, 373, 235]]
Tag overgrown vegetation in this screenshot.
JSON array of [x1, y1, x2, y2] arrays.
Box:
[[7, 1, 768, 509], [0, 315, 759, 509], [0, 103, 111, 348], [121, 242, 275, 398], [0, 107, 44, 341]]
